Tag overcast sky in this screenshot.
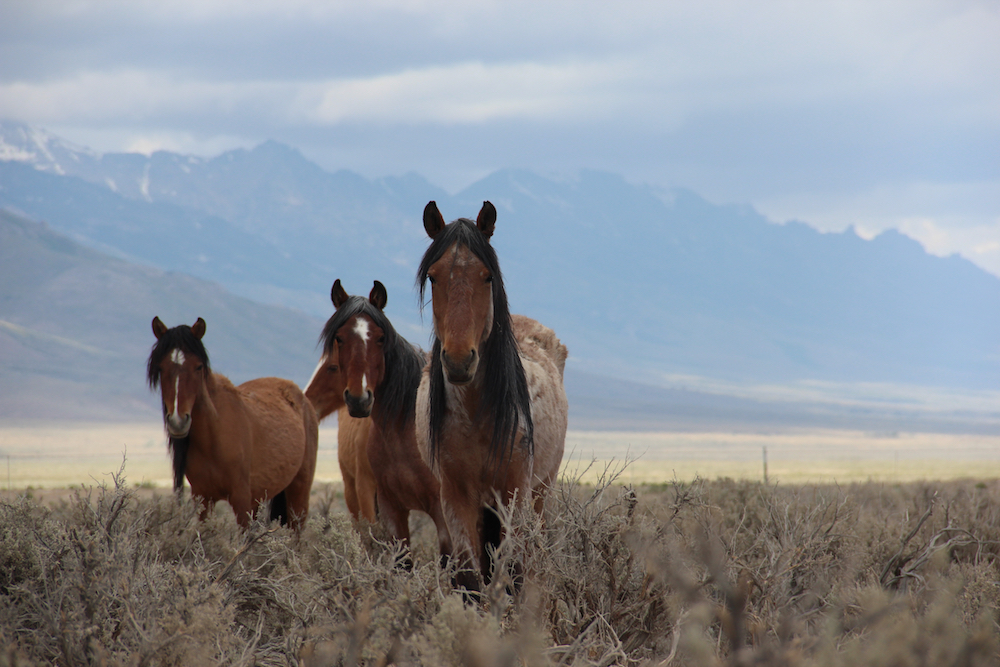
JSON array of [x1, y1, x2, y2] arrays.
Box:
[[2, 0, 998, 276]]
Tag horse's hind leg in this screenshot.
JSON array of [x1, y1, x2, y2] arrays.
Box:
[[355, 468, 378, 524], [284, 477, 313, 532], [280, 455, 317, 532], [269, 491, 289, 526]]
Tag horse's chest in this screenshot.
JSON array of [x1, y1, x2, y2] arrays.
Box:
[[185, 449, 244, 498]]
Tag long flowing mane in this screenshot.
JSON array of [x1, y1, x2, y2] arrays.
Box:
[[145, 324, 211, 491], [416, 218, 534, 470], [318, 296, 425, 430]]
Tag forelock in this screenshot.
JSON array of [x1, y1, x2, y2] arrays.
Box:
[[146, 325, 210, 389], [417, 218, 500, 304], [319, 296, 396, 353]]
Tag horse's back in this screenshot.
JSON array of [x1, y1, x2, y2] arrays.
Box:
[[512, 314, 568, 378], [511, 315, 568, 491], [238, 377, 311, 427]]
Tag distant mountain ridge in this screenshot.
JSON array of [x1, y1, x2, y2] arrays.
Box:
[[2, 120, 997, 399], [4, 208, 991, 431], [0, 208, 328, 420]]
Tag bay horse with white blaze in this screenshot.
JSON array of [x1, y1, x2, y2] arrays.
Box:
[[147, 317, 319, 531], [305, 282, 376, 524], [317, 279, 451, 565], [416, 200, 568, 591]]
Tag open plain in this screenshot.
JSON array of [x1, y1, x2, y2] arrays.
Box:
[[2, 421, 998, 496]]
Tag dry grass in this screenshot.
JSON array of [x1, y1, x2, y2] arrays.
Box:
[[4, 424, 1000, 491], [1, 459, 999, 666]]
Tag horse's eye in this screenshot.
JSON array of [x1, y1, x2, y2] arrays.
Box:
[[327, 365, 338, 373], [485, 274, 493, 284], [427, 275, 436, 285], [377, 335, 385, 345], [195, 364, 204, 371], [334, 335, 344, 345]]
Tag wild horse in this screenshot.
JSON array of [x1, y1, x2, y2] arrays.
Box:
[[417, 200, 568, 590], [317, 279, 451, 564], [147, 317, 318, 530], [305, 282, 376, 524]]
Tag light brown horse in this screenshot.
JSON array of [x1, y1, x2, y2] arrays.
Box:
[[317, 279, 451, 566], [304, 283, 377, 524], [147, 317, 319, 531], [416, 201, 568, 590]]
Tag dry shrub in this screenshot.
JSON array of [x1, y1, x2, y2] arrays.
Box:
[[1, 462, 998, 666]]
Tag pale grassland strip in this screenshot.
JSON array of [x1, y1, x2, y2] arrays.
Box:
[[0, 422, 341, 490], [1, 422, 998, 489]]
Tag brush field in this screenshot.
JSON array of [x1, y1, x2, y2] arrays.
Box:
[[2, 456, 999, 666]]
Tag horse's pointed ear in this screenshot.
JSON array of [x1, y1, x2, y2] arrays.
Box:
[[423, 201, 446, 239], [369, 280, 388, 310], [191, 318, 206, 339], [476, 201, 496, 238], [331, 279, 349, 309], [152, 317, 167, 339]]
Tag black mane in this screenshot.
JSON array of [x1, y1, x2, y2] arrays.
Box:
[[145, 323, 210, 491], [416, 218, 534, 470], [318, 295, 425, 430]]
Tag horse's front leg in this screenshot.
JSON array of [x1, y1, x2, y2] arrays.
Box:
[[439, 476, 484, 593], [377, 494, 414, 570]]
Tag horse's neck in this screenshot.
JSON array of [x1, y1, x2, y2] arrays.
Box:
[[187, 372, 232, 449]]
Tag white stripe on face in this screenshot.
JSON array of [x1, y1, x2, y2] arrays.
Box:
[[171, 349, 186, 365], [352, 317, 371, 395], [173, 375, 179, 417]]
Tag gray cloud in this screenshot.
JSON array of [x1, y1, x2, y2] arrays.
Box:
[[1, 0, 997, 274]]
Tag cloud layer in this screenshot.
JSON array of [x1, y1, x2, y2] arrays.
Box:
[[2, 0, 997, 274]]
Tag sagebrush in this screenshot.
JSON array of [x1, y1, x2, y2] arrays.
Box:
[[1, 461, 998, 666]]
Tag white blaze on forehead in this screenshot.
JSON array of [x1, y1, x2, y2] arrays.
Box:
[[353, 317, 371, 344], [170, 349, 186, 365]]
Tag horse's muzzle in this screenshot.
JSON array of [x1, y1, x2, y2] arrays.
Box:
[[441, 348, 478, 385], [344, 389, 374, 418], [166, 412, 191, 438]]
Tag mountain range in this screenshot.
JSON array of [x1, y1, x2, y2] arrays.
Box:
[[1, 119, 997, 429]]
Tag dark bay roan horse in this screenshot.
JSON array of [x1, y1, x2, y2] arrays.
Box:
[[317, 279, 451, 564], [147, 317, 319, 531], [417, 200, 568, 590], [305, 283, 376, 524]]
